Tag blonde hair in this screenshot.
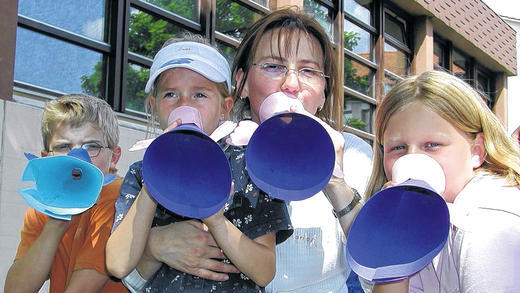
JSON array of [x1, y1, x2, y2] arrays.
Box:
[[42, 93, 120, 152], [366, 70, 520, 198], [145, 33, 231, 137]]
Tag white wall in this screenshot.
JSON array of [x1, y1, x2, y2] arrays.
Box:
[[505, 17, 520, 136], [0, 96, 147, 291], [482, 0, 520, 135]]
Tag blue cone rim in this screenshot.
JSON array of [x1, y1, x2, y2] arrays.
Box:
[[19, 154, 103, 217], [142, 123, 232, 219], [246, 112, 335, 201], [346, 179, 450, 282]]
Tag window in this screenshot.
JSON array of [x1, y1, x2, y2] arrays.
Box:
[[433, 36, 496, 108], [383, 42, 408, 77], [434, 39, 448, 71], [304, 0, 334, 39], [452, 49, 468, 80], [217, 0, 265, 41], [14, 0, 417, 141], [15, 27, 106, 95], [343, 1, 411, 140], [344, 19, 373, 60], [476, 68, 494, 108], [344, 0, 372, 26], [344, 57, 374, 96], [18, 0, 108, 41], [344, 94, 374, 133], [141, 0, 201, 22], [14, 0, 264, 117], [383, 8, 410, 78], [384, 11, 406, 44]]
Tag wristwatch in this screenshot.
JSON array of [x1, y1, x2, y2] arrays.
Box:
[[332, 188, 361, 218]]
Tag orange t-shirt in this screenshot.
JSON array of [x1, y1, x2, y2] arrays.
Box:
[[14, 178, 128, 293]]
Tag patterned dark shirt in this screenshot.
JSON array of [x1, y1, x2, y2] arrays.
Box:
[[113, 144, 293, 293]]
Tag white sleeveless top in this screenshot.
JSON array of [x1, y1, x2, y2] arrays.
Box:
[[266, 132, 373, 293]]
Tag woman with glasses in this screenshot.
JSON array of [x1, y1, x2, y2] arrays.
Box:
[[232, 8, 373, 293]]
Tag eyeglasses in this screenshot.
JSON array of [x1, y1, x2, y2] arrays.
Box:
[[252, 62, 329, 86], [49, 142, 111, 158]]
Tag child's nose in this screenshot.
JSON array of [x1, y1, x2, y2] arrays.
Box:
[[406, 145, 420, 155], [178, 96, 192, 107]]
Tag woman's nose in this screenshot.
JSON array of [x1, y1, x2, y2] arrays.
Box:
[[281, 71, 300, 93]]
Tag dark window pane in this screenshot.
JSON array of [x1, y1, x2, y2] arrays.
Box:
[[344, 0, 372, 26], [215, 40, 236, 69], [125, 63, 150, 114], [344, 20, 373, 60], [304, 0, 333, 39], [15, 28, 105, 95], [434, 41, 445, 69], [477, 71, 490, 94], [128, 8, 190, 59], [344, 57, 374, 96], [18, 0, 107, 41], [216, 0, 263, 40], [384, 43, 408, 77], [385, 12, 407, 44], [453, 49, 468, 79], [141, 0, 200, 22], [344, 95, 374, 133], [476, 70, 493, 107]]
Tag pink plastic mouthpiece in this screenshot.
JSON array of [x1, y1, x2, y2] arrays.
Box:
[[258, 92, 305, 122], [167, 106, 203, 129]]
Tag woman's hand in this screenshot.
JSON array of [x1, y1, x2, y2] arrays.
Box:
[[144, 220, 239, 281]]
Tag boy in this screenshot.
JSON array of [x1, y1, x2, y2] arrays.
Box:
[[5, 94, 128, 293]]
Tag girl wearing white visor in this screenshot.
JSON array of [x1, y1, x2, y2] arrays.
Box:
[[106, 34, 292, 293]]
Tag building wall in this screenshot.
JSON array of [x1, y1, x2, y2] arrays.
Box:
[[0, 96, 146, 291], [504, 17, 520, 135], [414, 0, 516, 75]]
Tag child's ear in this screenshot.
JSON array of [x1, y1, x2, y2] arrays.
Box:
[[235, 68, 249, 98], [110, 146, 122, 171], [41, 149, 48, 157], [471, 132, 486, 169], [147, 96, 155, 113], [221, 97, 234, 119]]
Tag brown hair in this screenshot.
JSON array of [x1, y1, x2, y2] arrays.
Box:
[[231, 7, 335, 123]]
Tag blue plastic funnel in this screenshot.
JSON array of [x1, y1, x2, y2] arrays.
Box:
[[346, 154, 450, 282], [246, 112, 335, 201], [142, 123, 232, 219], [18, 149, 104, 219]]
